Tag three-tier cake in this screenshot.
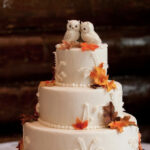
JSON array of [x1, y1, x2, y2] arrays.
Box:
[[20, 20, 142, 150]]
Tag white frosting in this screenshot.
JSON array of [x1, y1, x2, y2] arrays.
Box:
[[22, 21, 141, 150], [38, 118, 104, 130], [128, 137, 139, 150], [23, 120, 139, 150], [55, 44, 108, 86], [35, 103, 40, 114], [76, 137, 104, 150], [37, 112, 136, 130], [38, 82, 124, 128], [81, 21, 102, 45]]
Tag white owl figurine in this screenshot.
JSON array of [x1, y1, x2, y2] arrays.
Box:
[[63, 20, 80, 42], [81, 21, 102, 45]]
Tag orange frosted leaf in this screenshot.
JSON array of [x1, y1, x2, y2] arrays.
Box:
[[72, 118, 88, 130], [106, 80, 117, 92], [38, 80, 55, 88], [99, 63, 104, 68], [90, 63, 116, 91], [90, 44, 99, 50], [81, 42, 99, 51], [80, 43, 90, 51], [108, 116, 137, 133], [109, 121, 125, 132], [58, 40, 80, 50]]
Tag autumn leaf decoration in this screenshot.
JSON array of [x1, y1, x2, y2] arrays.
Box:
[[138, 132, 143, 150], [38, 80, 55, 88], [72, 118, 88, 130], [80, 43, 99, 51], [103, 102, 137, 133], [58, 40, 80, 50], [16, 138, 23, 150], [90, 63, 116, 92], [21, 105, 39, 125], [21, 112, 39, 125], [103, 102, 119, 126], [108, 116, 137, 133]]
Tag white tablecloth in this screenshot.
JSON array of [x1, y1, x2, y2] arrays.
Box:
[[0, 141, 150, 150]]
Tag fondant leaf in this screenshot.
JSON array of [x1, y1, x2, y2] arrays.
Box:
[[108, 116, 137, 133], [106, 80, 117, 92], [58, 40, 80, 50], [72, 118, 88, 130], [103, 102, 119, 126], [81, 42, 99, 51], [90, 63, 116, 92]]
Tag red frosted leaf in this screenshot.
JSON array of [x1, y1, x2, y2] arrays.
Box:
[[81, 42, 99, 51], [72, 118, 88, 130]]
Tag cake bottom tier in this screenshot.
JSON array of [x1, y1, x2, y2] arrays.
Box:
[[23, 121, 139, 150]]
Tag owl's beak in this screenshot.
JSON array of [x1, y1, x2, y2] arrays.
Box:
[[72, 27, 74, 29]]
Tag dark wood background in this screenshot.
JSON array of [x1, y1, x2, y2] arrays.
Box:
[[0, 0, 150, 142]]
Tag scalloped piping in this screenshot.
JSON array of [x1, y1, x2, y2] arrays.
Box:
[[38, 118, 105, 130]]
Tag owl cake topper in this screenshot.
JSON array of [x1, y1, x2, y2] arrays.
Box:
[[56, 20, 102, 50], [63, 20, 80, 42], [81, 21, 102, 45], [63, 20, 102, 45]]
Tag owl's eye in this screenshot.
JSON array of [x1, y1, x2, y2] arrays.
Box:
[[83, 28, 86, 31], [75, 25, 78, 28], [69, 25, 72, 28]]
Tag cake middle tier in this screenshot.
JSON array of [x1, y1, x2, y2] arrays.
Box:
[[38, 82, 124, 129]]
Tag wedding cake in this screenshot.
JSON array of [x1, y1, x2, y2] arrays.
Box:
[[19, 20, 142, 150]]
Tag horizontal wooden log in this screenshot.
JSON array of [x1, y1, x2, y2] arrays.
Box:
[[0, 82, 38, 122], [0, 0, 150, 34]]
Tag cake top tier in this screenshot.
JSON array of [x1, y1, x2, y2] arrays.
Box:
[[54, 20, 115, 90], [55, 44, 108, 87]]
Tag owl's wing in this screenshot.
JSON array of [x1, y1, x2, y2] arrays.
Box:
[[63, 31, 71, 40], [90, 32, 102, 43]]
